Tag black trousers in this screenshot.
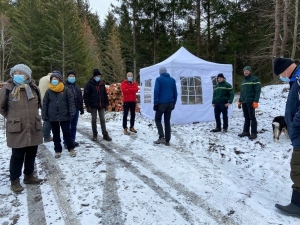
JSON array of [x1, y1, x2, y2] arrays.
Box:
[[155, 103, 173, 142], [214, 102, 228, 129], [50, 121, 75, 152], [123, 102, 136, 129], [10, 146, 38, 181], [242, 102, 257, 134]]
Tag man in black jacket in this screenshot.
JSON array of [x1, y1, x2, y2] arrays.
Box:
[[83, 69, 112, 141]]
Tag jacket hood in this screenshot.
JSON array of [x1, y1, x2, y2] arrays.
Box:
[[160, 72, 170, 77]]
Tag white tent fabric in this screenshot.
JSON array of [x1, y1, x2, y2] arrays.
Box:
[[140, 47, 233, 124]]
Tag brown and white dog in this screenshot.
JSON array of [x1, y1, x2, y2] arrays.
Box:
[[272, 116, 289, 141]]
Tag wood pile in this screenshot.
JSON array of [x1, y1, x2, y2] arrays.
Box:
[[106, 83, 140, 112]]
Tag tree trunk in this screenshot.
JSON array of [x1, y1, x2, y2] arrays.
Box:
[[291, 0, 299, 60], [280, 0, 289, 57], [272, 0, 281, 78], [196, 0, 201, 57]]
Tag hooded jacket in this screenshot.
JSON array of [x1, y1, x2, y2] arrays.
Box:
[[121, 80, 138, 102], [65, 81, 84, 113], [83, 78, 108, 109], [154, 72, 177, 105], [0, 79, 43, 148]]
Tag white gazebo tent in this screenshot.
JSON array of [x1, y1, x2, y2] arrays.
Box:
[[139, 47, 233, 124]]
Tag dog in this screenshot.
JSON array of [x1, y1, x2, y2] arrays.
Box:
[[272, 116, 289, 141]]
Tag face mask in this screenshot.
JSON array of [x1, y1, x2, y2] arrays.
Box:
[[51, 80, 59, 86], [94, 77, 100, 82], [68, 77, 76, 83], [128, 77, 133, 82], [13, 75, 25, 84], [280, 76, 290, 82]]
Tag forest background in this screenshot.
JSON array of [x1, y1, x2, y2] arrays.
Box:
[[0, 0, 298, 90]]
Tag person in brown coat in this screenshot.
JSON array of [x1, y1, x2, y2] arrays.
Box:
[[0, 64, 43, 193]]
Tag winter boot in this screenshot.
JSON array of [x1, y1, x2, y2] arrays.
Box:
[[55, 152, 61, 158], [238, 131, 250, 137], [124, 128, 130, 135], [11, 178, 24, 193], [249, 133, 257, 140], [69, 149, 76, 157], [275, 190, 300, 217], [210, 128, 221, 132], [24, 174, 43, 184], [154, 137, 166, 144], [130, 127, 137, 133], [103, 131, 112, 141], [92, 133, 98, 141]]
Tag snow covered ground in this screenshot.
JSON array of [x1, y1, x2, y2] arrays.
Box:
[[0, 83, 299, 225]]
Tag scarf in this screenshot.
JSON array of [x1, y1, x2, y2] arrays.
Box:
[[49, 82, 64, 92], [11, 81, 35, 102]]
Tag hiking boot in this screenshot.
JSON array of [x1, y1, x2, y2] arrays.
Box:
[[44, 136, 53, 142], [275, 203, 300, 217], [55, 152, 61, 158], [238, 132, 250, 137], [92, 133, 98, 141], [165, 141, 170, 146], [124, 128, 130, 135], [223, 129, 228, 132], [74, 142, 79, 147], [130, 127, 137, 133], [103, 131, 112, 141], [11, 178, 24, 193], [154, 137, 166, 144], [210, 128, 221, 132], [249, 133, 257, 140], [24, 174, 43, 184], [69, 149, 76, 157]]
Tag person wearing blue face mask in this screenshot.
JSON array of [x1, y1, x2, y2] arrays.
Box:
[[83, 68, 112, 141], [42, 70, 76, 158], [273, 57, 300, 217], [121, 72, 139, 135], [0, 64, 43, 193], [63, 70, 84, 148]]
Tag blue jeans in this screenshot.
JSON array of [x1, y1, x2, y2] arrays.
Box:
[[51, 121, 75, 152], [42, 120, 52, 139]]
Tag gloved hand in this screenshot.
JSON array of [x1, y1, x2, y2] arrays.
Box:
[[87, 106, 91, 113], [42, 116, 48, 121], [80, 110, 84, 115], [252, 102, 259, 108], [153, 104, 158, 111], [171, 103, 175, 110], [238, 102, 242, 109], [70, 114, 75, 121]]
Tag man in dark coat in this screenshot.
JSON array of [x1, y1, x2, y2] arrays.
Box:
[[273, 58, 300, 217], [83, 69, 111, 141]]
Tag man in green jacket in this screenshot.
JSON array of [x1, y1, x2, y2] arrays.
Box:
[[237, 66, 261, 140], [211, 73, 234, 132]]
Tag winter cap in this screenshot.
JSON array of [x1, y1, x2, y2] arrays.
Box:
[[10, 64, 32, 78], [67, 70, 76, 77], [217, 73, 225, 79], [243, 66, 252, 72], [93, 69, 101, 77], [159, 67, 167, 75], [273, 58, 294, 76], [50, 70, 63, 81]]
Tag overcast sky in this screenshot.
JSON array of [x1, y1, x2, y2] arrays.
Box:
[[89, 0, 120, 20]]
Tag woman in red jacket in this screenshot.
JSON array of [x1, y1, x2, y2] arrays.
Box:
[[121, 72, 139, 135]]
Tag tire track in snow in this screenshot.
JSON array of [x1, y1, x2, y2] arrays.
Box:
[[37, 144, 80, 225], [78, 128, 234, 224]]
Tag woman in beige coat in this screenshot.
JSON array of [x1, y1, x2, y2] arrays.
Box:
[[0, 64, 43, 193]]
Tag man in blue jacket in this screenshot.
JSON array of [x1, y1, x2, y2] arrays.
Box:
[[273, 57, 300, 217], [153, 67, 177, 146]]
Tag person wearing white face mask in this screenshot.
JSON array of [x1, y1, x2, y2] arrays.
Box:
[[121, 72, 139, 135], [83, 69, 111, 141], [42, 70, 76, 158], [63, 70, 84, 148], [273, 57, 300, 217], [0, 64, 43, 193]]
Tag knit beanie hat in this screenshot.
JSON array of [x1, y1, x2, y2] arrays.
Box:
[[159, 66, 167, 75], [273, 58, 294, 76], [67, 70, 76, 77], [50, 70, 63, 81], [243, 66, 252, 72], [10, 64, 32, 78], [93, 69, 101, 77], [217, 73, 225, 79]]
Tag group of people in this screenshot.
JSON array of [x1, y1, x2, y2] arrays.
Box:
[[211, 66, 261, 140]]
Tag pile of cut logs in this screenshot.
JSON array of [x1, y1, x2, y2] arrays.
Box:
[[106, 83, 140, 112]]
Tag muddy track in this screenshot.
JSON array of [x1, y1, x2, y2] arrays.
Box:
[[77, 127, 237, 224]]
